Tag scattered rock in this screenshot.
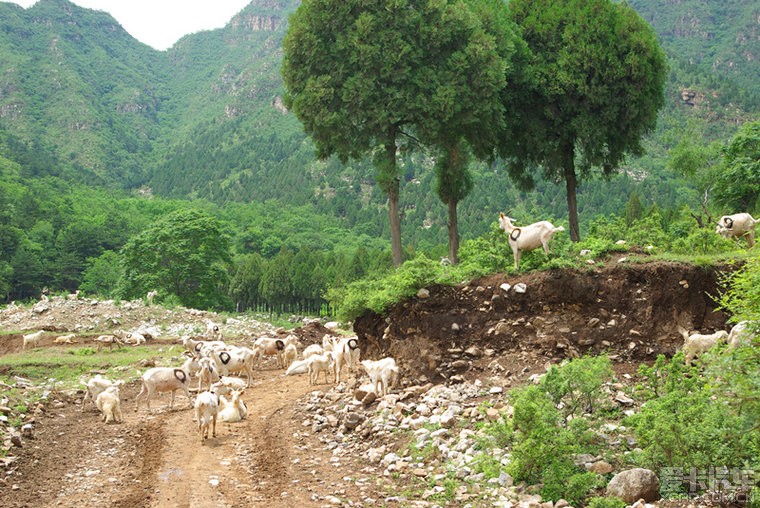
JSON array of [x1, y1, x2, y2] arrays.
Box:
[[606, 468, 660, 503]]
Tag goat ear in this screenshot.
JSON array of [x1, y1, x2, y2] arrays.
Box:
[[499, 212, 505, 219]]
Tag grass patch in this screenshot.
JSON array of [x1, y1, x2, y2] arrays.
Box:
[[0, 344, 181, 389]]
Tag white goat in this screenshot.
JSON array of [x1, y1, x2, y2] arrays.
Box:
[[206, 321, 223, 341], [81, 374, 114, 412], [281, 343, 298, 369], [146, 290, 158, 305], [96, 385, 122, 424], [286, 358, 310, 376], [716, 213, 758, 248], [197, 356, 220, 392], [122, 332, 146, 346], [22, 330, 45, 350], [308, 353, 335, 385], [209, 347, 255, 387], [66, 290, 80, 301], [334, 337, 361, 383], [498, 213, 565, 270], [216, 376, 248, 392], [135, 355, 200, 411], [198, 340, 228, 357], [322, 334, 338, 353], [252, 335, 298, 366], [54, 333, 76, 345], [727, 321, 754, 349], [361, 357, 400, 397], [95, 334, 122, 352], [678, 326, 729, 366], [194, 390, 220, 443], [219, 389, 247, 423], [302, 344, 324, 360]]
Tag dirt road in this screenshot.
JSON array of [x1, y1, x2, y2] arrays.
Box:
[[2, 368, 380, 508]]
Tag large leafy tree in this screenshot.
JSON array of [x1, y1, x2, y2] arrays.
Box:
[[504, 0, 667, 241], [713, 120, 760, 212], [428, 0, 527, 265], [119, 209, 232, 310], [283, 0, 509, 266]]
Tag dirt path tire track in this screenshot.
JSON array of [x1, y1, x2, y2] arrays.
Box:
[[1, 366, 374, 508]]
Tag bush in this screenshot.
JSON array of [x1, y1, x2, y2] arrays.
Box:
[[627, 353, 760, 492], [586, 496, 626, 508], [542, 356, 614, 421], [507, 384, 601, 506]]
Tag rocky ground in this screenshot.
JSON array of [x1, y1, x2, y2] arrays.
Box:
[[0, 260, 740, 507]]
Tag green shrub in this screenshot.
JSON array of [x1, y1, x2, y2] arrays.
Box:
[[587, 496, 626, 508], [627, 353, 760, 486], [717, 255, 760, 324], [507, 384, 601, 506], [542, 356, 614, 421]]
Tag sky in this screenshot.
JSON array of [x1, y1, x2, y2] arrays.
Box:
[[7, 0, 252, 50]]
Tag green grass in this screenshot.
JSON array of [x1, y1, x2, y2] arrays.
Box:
[[0, 344, 182, 389]]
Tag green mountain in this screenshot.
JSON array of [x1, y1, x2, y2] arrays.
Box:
[[0, 0, 757, 247]]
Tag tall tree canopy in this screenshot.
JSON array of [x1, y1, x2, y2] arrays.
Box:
[[119, 209, 233, 310], [504, 0, 667, 241], [713, 120, 760, 213], [282, 0, 510, 266]]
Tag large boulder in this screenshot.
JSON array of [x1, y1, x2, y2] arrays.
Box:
[[606, 468, 660, 503]]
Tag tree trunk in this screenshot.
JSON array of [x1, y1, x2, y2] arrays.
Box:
[[563, 144, 580, 242], [384, 130, 403, 267], [447, 199, 459, 265]]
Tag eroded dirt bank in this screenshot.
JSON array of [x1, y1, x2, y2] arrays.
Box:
[[355, 262, 728, 382]]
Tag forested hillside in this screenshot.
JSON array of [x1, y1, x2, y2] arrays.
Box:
[[0, 0, 757, 309]]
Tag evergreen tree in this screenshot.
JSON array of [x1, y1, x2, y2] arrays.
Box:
[[283, 0, 509, 266], [504, 0, 667, 241], [625, 191, 645, 225]]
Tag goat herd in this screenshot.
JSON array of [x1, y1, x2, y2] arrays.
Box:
[[74, 322, 399, 444], [498, 211, 758, 270]]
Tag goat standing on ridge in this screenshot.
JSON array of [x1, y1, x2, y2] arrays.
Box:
[[715, 213, 758, 248], [498, 213, 565, 271]]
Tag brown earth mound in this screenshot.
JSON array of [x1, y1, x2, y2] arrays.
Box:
[[354, 261, 729, 382]]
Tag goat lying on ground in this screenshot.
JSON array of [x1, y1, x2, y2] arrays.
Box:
[[194, 390, 220, 443], [716, 213, 758, 248], [135, 355, 200, 411], [22, 330, 45, 350], [361, 357, 399, 397], [302, 344, 324, 360], [498, 213, 565, 270], [219, 389, 247, 423], [122, 332, 146, 345], [286, 358, 310, 375], [96, 385, 122, 424], [678, 326, 729, 366], [54, 333, 76, 345]]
